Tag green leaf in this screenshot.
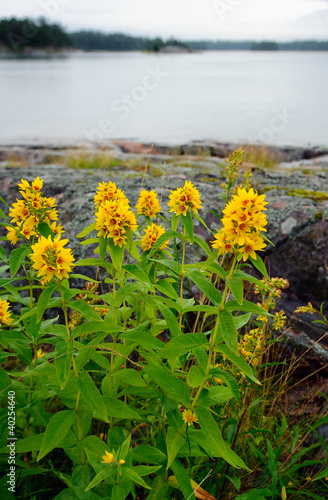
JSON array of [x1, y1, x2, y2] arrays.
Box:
[[133, 465, 162, 476], [37, 222, 53, 238], [111, 485, 125, 500], [234, 313, 251, 330], [155, 279, 178, 299], [37, 284, 56, 322], [122, 467, 151, 489], [75, 371, 109, 423], [0, 246, 7, 263], [187, 365, 208, 388], [0, 367, 12, 394], [122, 264, 152, 286], [147, 231, 180, 258], [216, 344, 260, 384], [9, 245, 30, 277], [160, 334, 208, 358], [171, 214, 179, 232], [181, 211, 194, 243], [99, 235, 107, 262], [147, 476, 170, 500], [166, 427, 186, 469], [193, 235, 212, 256], [197, 385, 234, 407], [37, 410, 76, 461], [131, 445, 167, 465], [120, 323, 163, 351], [249, 255, 269, 279], [103, 397, 142, 420], [144, 366, 190, 407], [77, 222, 96, 238], [15, 434, 44, 453], [157, 302, 181, 338], [69, 300, 101, 321], [113, 369, 145, 387], [193, 214, 213, 232], [85, 467, 115, 492], [72, 320, 121, 339], [187, 270, 222, 307], [69, 273, 100, 283], [55, 340, 74, 390], [194, 407, 249, 469], [151, 258, 181, 276], [227, 475, 241, 491], [225, 299, 273, 317], [108, 240, 124, 271], [226, 276, 243, 305], [218, 309, 239, 355], [171, 460, 195, 499]]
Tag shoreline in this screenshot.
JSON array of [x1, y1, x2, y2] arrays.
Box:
[[0, 139, 327, 165]]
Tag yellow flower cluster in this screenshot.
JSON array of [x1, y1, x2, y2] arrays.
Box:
[[168, 181, 202, 216], [273, 310, 287, 330], [140, 223, 167, 252], [136, 190, 161, 218], [94, 182, 137, 247], [212, 188, 267, 261], [94, 181, 127, 207], [6, 177, 62, 245], [239, 329, 262, 366], [31, 235, 74, 285], [0, 298, 13, 325]]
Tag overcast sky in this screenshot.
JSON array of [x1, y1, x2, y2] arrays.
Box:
[[2, 0, 328, 40]]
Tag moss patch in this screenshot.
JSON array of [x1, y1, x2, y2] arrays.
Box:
[[262, 186, 328, 201]]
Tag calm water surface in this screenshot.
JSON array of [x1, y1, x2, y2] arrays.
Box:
[[0, 51, 327, 146]]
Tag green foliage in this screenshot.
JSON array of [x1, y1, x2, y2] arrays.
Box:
[[0, 167, 327, 500]]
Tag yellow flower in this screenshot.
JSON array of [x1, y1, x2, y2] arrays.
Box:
[[238, 233, 266, 261], [6, 226, 19, 245], [136, 190, 161, 218], [37, 348, 45, 358], [95, 200, 137, 247], [94, 181, 128, 208], [31, 176, 43, 192], [168, 181, 202, 216], [101, 450, 115, 464], [9, 200, 30, 223], [0, 299, 13, 325], [273, 310, 287, 330], [21, 216, 38, 240], [31, 235, 74, 284], [50, 221, 65, 236], [141, 223, 167, 251], [212, 229, 234, 255], [305, 476, 312, 482], [117, 459, 125, 466], [182, 409, 198, 426]]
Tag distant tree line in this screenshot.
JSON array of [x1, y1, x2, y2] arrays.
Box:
[[1, 17, 328, 53], [0, 17, 73, 52], [70, 31, 188, 52]]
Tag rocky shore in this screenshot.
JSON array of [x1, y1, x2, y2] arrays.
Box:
[[1, 140, 328, 373]]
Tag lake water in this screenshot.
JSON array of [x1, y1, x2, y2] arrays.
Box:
[[0, 51, 327, 147]]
